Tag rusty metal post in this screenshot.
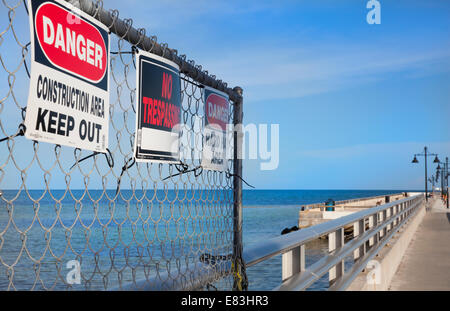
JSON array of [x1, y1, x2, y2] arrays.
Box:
[[232, 86, 246, 290]]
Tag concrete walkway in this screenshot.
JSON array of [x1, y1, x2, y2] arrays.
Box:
[[389, 198, 450, 290]]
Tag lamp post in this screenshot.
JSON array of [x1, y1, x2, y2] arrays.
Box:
[[411, 146, 440, 202], [437, 163, 443, 196], [447, 157, 449, 209], [436, 164, 441, 196], [436, 157, 449, 209], [428, 175, 435, 193]]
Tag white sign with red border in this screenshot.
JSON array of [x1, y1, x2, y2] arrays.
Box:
[[24, 0, 110, 152], [201, 86, 229, 171]]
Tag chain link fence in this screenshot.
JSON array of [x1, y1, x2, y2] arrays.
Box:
[[0, 0, 245, 290]]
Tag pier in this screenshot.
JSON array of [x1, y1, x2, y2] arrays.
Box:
[[243, 193, 450, 291]]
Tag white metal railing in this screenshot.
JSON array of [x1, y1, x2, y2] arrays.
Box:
[[243, 193, 425, 291]]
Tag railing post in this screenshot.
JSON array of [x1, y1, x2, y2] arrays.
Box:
[[282, 245, 305, 281], [232, 86, 246, 291], [398, 203, 405, 223], [386, 207, 392, 232], [393, 204, 398, 227], [380, 209, 387, 238], [369, 212, 379, 247], [353, 219, 366, 261], [329, 228, 344, 285], [404, 201, 408, 218]]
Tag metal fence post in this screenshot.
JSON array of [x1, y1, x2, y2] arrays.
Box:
[[232, 86, 246, 291]]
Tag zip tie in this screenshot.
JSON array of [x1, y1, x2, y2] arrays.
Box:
[[70, 148, 114, 170], [115, 157, 136, 195], [226, 170, 255, 189], [0, 124, 26, 143], [162, 162, 203, 181]]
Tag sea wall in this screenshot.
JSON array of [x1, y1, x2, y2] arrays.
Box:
[[298, 193, 411, 229]]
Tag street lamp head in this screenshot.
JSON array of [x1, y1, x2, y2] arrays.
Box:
[[433, 155, 440, 163], [437, 164, 441, 170], [412, 155, 419, 163]]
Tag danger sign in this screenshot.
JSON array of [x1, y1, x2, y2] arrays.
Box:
[[201, 86, 229, 171], [24, 0, 110, 152], [134, 50, 181, 163]]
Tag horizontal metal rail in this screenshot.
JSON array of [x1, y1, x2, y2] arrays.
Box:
[[243, 193, 424, 290], [111, 261, 231, 291]]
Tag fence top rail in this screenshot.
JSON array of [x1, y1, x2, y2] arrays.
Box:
[[66, 0, 241, 102], [243, 193, 423, 267]]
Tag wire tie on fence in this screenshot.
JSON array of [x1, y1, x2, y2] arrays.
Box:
[[180, 76, 204, 88], [162, 162, 203, 180], [70, 148, 114, 170], [21, 107, 26, 121], [111, 51, 134, 55], [111, 46, 137, 55], [175, 161, 189, 172], [226, 170, 255, 189], [0, 123, 26, 143], [115, 157, 136, 195]]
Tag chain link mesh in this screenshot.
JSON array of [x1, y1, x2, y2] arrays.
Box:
[[0, 0, 239, 290]]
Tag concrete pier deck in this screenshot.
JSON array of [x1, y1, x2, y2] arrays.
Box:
[[389, 198, 450, 290]]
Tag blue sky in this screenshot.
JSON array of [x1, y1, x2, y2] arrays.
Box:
[[2, 0, 449, 190], [104, 0, 450, 190]]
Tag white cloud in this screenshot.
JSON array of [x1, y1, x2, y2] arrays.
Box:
[[199, 42, 450, 102], [101, 0, 450, 104]]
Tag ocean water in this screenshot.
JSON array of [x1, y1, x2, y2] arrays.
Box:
[[0, 189, 407, 290]]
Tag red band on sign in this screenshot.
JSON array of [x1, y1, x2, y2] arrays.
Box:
[[205, 93, 229, 131], [35, 2, 107, 83]]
